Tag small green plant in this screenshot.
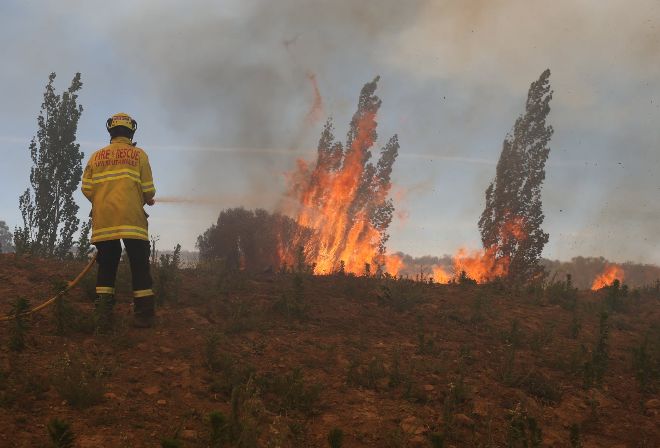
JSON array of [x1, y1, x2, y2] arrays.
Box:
[[529, 322, 555, 352], [347, 356, 387, 390], [632, 335, 658, 394], [429, 432, 445, 448], [9, 297, 30, 351], [502, 319, 523, 348], [500, 344, 518, 386], [457, 270, 477, 285], [583, 310, 609, 388], [47, 418, 75, 448], [604, 279, 627, 312], [570, 311, 582, 339], [156, 243, 182, 304], [519, 371, 561, 404], [50, 352, 105, 409], [569, 423, 582, 448], [506, 403, 542, 448], [161, 438, 183, 448], [260, 368, 321, 414], [274, 273, 308, 320], [327, 427, 343, 448], [388, 349, 406, 388], [377, 279, 424, 312], [416, 323, 436, 355], [209, 411, 229, 447], [470, 293, 486, 323], [228, 377, 264, 448]]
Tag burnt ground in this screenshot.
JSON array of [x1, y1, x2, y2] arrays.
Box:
[[0, 253, 658, 447]]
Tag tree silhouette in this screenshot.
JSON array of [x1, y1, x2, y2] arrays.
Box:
[[197, 208, 311, 272], [479, 69, 553, 283], [0, 220, 13, 253], [14, 73, 84, 258]]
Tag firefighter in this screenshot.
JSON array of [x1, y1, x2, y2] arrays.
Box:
[[81, 112, 156, 328]]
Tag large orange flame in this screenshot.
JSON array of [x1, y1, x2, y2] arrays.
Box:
[[591, 264, 625, 290], [284, 110, 400, 276]]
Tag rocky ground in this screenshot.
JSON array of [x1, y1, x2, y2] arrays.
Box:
[[0, 253, 658, 447]]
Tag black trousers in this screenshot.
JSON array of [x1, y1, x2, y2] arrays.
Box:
[[94, 239, 153, 299]]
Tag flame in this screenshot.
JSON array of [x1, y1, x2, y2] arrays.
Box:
[[451, 247, 507, 283], [284, 111, 396, 275], [591, 265, 625, 290], [432, 265, 451, 283], [384, 254, 404, 276]]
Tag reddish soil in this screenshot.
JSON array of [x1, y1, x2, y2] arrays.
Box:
[[0, 253, 658, 447]]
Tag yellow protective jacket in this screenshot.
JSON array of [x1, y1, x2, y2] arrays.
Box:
[[81, 136, 156, 243]]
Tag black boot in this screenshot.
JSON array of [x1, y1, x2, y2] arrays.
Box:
[[94, 294, 116, 333], [133, 295, 155, 328]]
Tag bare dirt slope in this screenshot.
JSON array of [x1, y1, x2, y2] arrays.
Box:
[[0, 254, 658, 447]]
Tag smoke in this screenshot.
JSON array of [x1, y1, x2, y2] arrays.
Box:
[[8, 0, 658, 261]]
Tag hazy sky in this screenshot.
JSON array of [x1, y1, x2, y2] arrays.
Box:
[[1, 0, 658, 264]]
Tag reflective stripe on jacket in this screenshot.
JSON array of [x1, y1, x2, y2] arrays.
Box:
[[81, 136, 156, 243]]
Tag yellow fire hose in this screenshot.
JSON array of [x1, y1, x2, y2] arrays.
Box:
[[0, 253, 97, 322]]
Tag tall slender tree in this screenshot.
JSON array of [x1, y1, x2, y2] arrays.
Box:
[[0, 220, 13, 253], [478, 69, 553, 283], [14, 73, 84, 258]]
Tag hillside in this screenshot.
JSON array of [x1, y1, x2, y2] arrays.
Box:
[[0, 253, 658, 447]]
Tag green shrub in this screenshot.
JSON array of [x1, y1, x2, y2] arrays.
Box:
[[50, 352, 105, 409], [632, 334, 659, 394], [506, 404, 542, 448], [209, 411, 229, 447], [9, 297, 30, 351], [47, 418, 75, 448], [274, 273, 308, 320], [264, 368, 321, 414], [155, 244, 182, 304], [327, 427, 343, 448], [569, 423, 582, 448]]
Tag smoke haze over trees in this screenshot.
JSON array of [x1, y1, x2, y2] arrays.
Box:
[[14, 73, 84, 258], [479, 69, 553, 283]]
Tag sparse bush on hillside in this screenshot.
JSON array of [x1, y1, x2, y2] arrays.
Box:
[[155, 243, 182, 304], [506, 403, 542, 448], [258, 368, 321, 414], [327, 427, 344, 448], [274, 273, 308, 320], [632, 333, 659, 394], [604, 279, 628, 312], [228, 377, 265, 448], [160, 438, 183, 448], [208, 410, 229, 447], [377, 279, 425, 312], [583, 311, 609, 389], [569, 423, 582, 448], [9, 297, 30, 352], [50, 352, 105, 409], [47, 418, 75, 448]]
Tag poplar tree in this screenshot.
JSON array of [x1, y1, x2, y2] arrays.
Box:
[[14, 73, 84, 258], [0, 220, 13, 253], [478, 69, 553, 283]]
